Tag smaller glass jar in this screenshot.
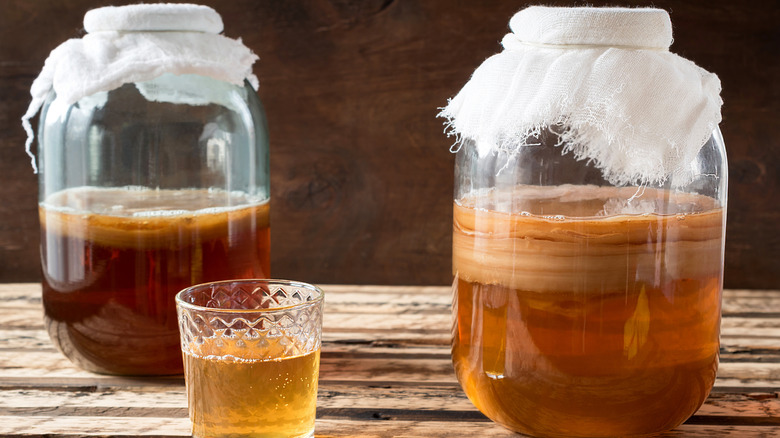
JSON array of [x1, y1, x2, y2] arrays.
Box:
[[29, 5, 270, 375]]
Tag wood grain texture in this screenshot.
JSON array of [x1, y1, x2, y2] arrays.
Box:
[[1, 284, 780, 436], [0, 1, 778, 288], [3, 387, 780, 420]]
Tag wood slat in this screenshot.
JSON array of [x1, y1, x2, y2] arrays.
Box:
[[4, 284, 780, 314], [1, 348, 779, 386], [6, 307, 780, 332], [0, 416, 190, 436], [0, 417, 778, 437], [0, 352, 458, 382], [1, 360, 779, 406], [2, 327, 780, 364], [1, 385, 778, 418]]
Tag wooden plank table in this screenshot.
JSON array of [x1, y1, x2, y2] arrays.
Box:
[[1, 283, 779, 437]]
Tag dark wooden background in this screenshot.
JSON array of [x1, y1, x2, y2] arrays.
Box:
[[1, 0, 777, 288]]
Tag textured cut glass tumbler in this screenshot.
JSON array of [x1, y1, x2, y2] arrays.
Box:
[[176, 280, 324, 438]]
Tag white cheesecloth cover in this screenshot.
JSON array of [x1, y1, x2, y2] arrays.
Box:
[[440, 6, 723, 187], [22, 3, 259, 172]]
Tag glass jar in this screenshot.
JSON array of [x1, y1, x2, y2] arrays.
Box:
[[451, 127, 726, 436], [37, 73, 270, 375]]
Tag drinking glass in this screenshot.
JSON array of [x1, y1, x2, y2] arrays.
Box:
[[176, 279, 323, 438]]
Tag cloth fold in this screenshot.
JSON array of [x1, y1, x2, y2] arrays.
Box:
[[440, 6, 722, 187], [84, 3, 223, 34], [22, 3, 259, 173]]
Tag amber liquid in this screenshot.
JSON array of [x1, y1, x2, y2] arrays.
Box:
[[40, 187, 270, 375], [184, 344, 320, 438], [452, 185, 724, 437]]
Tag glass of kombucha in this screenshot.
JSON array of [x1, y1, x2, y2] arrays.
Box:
[[176, 279, 324, 438], [451, 130, 727, 437]]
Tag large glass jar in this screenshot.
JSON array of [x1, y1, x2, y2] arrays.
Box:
[[442, 6, 728, 436], [451, 127, 726, 436], [37, 72, 270, 375]]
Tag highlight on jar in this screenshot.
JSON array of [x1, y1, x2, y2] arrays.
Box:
[[439, 6, 726, 438]]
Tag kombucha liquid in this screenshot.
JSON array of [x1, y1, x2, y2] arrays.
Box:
[[40, 187, 270, 375], [452, 185, 724, 437], [184, 342, 320, 438]]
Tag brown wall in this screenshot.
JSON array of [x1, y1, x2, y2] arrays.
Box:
[[1, 1, 777, 288]]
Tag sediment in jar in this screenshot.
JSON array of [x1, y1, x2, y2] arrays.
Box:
[[453, 185, 724, 294], [451, 184, 725, 436], [39, 186, 271, 375], [39, 186, 270, 250]]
